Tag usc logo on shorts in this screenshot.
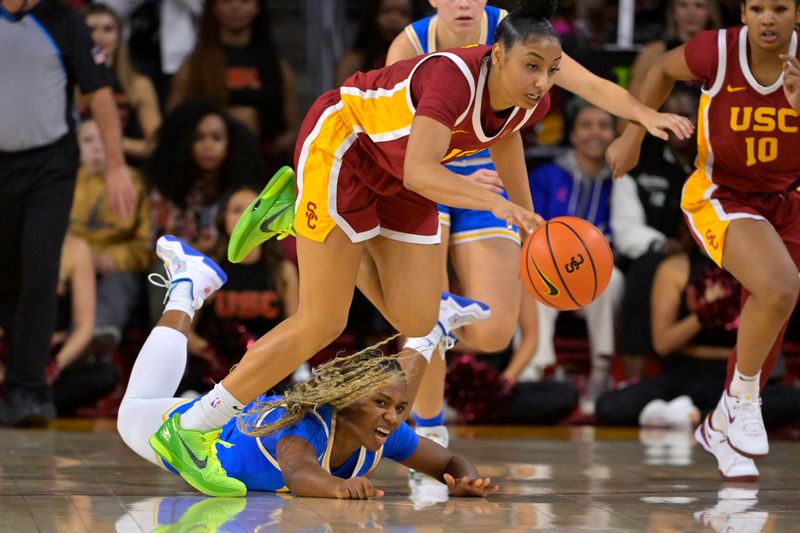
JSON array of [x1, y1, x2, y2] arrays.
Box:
[[705, 229, 719, 250], [306, 202, 318, 229]]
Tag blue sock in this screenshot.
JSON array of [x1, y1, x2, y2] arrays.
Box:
[[416, 411, 444, 427]]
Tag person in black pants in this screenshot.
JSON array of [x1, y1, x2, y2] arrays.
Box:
[[0, 0, 135, 426], [596, 243, 800, 429]]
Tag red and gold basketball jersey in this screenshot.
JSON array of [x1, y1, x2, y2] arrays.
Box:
[[337, 44, 550, 179], [685, 28, 800, 193]]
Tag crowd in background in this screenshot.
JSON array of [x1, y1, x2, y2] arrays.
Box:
[[0, 0, 798, 430]]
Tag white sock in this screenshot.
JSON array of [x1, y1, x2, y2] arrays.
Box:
[[180, 382, 244, 432], [404, 325, 445, 362], [728, 366, 760, 401], [164, 281, 195, 319]]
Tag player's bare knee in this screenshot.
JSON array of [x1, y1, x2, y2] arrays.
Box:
[[317, 314, 349, 346], [759, 272, 799, 317], [473, 330, 514, 352]]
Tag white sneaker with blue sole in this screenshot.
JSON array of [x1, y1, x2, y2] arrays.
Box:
[[150, 235, 228, 309]]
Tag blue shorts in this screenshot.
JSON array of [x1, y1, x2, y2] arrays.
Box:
[[439, 158, 520, 246]]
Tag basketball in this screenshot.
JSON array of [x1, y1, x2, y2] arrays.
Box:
[[520, 216, 614, 310]]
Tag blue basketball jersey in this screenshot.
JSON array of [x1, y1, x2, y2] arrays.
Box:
[[167, 396, 419, 492], [404, 6, 507, 55], [403, 7, 507, 182]]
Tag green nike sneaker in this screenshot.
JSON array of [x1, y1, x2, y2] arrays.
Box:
[[151, 497, 247, 532], [228, 166, 296, 263], [149, 413, 247, 498]]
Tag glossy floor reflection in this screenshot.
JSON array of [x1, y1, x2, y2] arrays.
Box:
[[0, 422, 797, 531]]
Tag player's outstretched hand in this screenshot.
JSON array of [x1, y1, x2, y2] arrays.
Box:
[[465, 168, 505, 194], [640, 109, 694, 141], [335, 477, 384, 500], [490, 198, 544, 235], [443, 473, 499, 497]]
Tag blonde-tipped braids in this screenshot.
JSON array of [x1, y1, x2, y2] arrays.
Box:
[[238, 335, 405, 438]]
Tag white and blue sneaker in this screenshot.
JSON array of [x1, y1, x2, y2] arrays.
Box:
[[438, 292, 491, 345], [439, 292, 491, 333], [149, 235, 228, 309]]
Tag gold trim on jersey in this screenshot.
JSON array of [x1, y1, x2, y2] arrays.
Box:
[[428, 15, 438, 52], [351, 448, 367, 478], [404, 25, 424, 56]]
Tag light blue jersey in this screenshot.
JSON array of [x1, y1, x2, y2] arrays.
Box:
[[166, 396, 419, 492], [403, 6, 519, 245]]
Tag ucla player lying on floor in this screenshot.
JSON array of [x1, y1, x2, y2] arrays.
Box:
[[117, 236, 498, 499]]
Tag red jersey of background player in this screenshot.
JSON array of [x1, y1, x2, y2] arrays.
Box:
[[685, 27, 800, 193]]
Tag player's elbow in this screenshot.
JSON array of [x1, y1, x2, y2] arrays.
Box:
[[402, 165, 427, 194]]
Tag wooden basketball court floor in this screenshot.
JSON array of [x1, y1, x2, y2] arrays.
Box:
[[1, 422, 798, 532]]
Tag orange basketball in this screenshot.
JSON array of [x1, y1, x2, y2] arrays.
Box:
[[520, 216, 613, 310]]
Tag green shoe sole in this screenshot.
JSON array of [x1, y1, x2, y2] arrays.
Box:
[[228, 166, 296, 263], [149, 433, 247, 498]]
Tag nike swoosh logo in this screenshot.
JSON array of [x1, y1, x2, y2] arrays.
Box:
[[532, 260, 559, 296], [178, 433, 208, 469], [260, 204, 291, 232], [724, 395, 736, 424], [726, 85, 746, 93]]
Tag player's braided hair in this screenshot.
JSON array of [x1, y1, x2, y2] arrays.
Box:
[[237, 335, 406, 437], [495, 0, 560, 48]]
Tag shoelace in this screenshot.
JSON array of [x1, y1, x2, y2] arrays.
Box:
[[202, 430, 235, 475], [147, 270, 174, 305], [439, 334, 456, 353], [733, 398, 766, 436]]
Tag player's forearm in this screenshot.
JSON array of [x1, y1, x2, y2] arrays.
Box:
[[443, 454, 480, 481], [404, 162, 503, 211], [283, 467, 342, 498], [489, 133, 533, 211], [621, 64, 679, 140]]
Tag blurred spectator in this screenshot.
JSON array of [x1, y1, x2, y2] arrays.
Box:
[[167, 0, 297, 172], [49, 234, 119, 416], [335, 0, 421, 85], [49, 234, 96, 387], [146, 99, 265, 323], [527, 102, 625, 415], [70, 118, 151, 354], [148, 99, 265, 252], [182, 186, 299, 393], [0, 0, 135, 427], [596, 242, 800, 429], [104, 0, 204, 106], [81, 3, 162, 164], [560, 0, 617, 53], [612, 87, 699, 377], [627, 0, 721, 100]]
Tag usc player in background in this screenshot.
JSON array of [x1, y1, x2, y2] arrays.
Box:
[[608, 0, 800, 482]]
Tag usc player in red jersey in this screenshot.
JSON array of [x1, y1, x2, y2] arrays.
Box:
[[145, 0, 694, 497], [608, 0, 800, 482]]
